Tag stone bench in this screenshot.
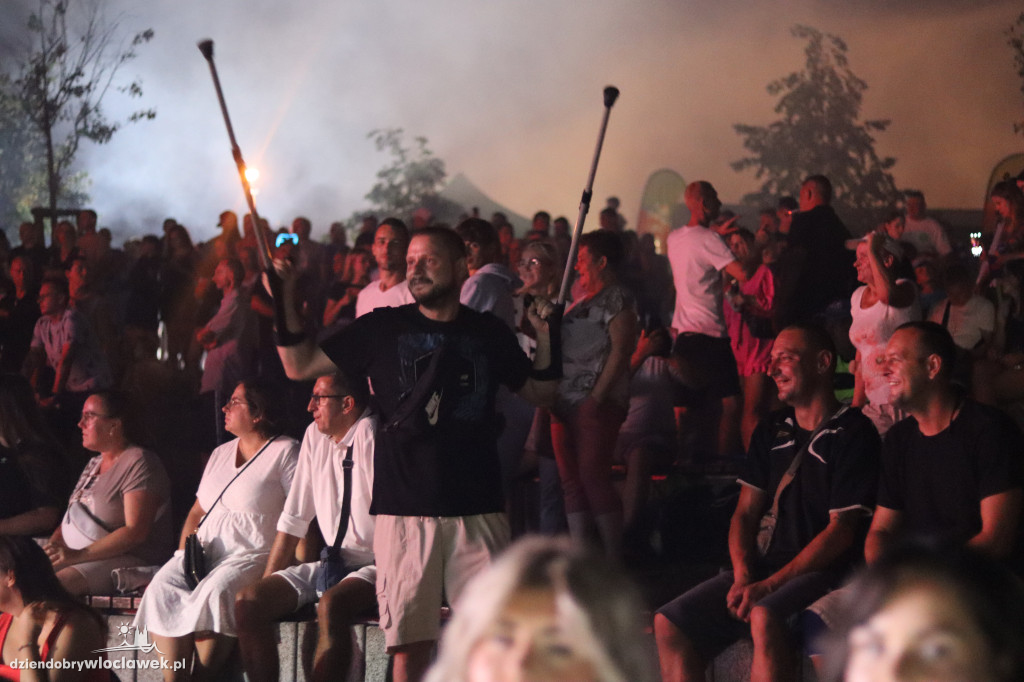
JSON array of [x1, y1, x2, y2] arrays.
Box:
[[88, 596, 392, 681]]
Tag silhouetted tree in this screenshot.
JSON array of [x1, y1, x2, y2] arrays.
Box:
[[10, 0, 154, 223], [0, 74, 46, 225], [363, 128, 462, 223], [731, 25, 898, 230], [1008, 12, 1024, 136]]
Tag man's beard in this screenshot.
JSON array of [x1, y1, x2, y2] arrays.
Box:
[[410, 277, 458, 308]]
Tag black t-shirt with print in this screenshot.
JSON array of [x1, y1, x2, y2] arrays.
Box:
[[740, 405, 880, 572], [321, 303, 531, 516]]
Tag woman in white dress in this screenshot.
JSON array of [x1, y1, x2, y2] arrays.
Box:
[[848, 232, 920, 434], [134, 382, 299, 681]]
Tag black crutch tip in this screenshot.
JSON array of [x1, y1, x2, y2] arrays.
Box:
[[603, 86, 620, 107]]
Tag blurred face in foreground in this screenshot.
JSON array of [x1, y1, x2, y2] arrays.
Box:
[[844, 579, 996, 682], [466, 587, 597, 682]]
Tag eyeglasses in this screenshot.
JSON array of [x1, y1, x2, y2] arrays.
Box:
[[80, 411, 111, 423], [225, 397, 250, 410], [309, 394, 345, 405], [518, 258, 544, 269]]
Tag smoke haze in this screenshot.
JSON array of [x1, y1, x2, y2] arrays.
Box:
[[2, 0, 1021, 242]]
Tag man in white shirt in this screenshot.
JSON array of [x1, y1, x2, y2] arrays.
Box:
[[903, 190, 952, 258], [667, 181, 747, 460], [355, 218, 414, 317], [236, 370, 376, 682]]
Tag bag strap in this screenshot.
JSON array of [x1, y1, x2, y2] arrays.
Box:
[[194, 435, 279, 534], [384, 341, 448, 432], [765, 405, 848, 523], [329, 444, 355, 550]]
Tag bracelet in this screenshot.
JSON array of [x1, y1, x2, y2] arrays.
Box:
[[275, 327, 308, 347]]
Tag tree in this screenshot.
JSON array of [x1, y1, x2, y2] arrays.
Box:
[[1008, 12, 1024, 136], [0, 73, 45, 224], [731, 25, 898, 230], [9, 0, 154, 223], [362, 128, 462, 223]]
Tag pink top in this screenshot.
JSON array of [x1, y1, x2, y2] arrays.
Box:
[[723, 264, 775, 377]]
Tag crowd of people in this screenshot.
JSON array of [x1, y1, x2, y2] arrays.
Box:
[[1, 173, 1024, 680]]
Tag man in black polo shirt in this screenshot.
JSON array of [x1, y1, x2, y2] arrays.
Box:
[[654, 324, 879, 682], [272, 226, 557, 682]]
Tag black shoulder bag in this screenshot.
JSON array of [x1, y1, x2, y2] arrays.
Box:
[[184, 436, 278, 590], [316, 443, 355, 594]]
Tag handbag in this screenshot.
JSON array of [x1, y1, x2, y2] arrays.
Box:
[[757, 406, 847, 556], [62, 500, 113, 550], [316, 444, 355, 594], [184, 435, 279, 590], [62, 458, 113, 550]]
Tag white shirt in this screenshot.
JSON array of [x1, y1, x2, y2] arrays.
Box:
[[667, 225, 735, 336], [928, 295, 995, 351], [355, 278, 413, 318], [276, 411, 376, 567], [903, 216, 951, 256]]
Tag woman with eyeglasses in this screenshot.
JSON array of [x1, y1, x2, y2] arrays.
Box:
[[514, 241, 561, 357], [514, 241, 568, 534], [44, 390, 173, 597], [133, 381, 298, 681]]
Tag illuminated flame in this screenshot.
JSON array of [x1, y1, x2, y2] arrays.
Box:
[[244, 167, 260, 183]]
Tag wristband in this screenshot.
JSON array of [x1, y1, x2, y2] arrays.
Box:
[[275, 327, 308, 347]]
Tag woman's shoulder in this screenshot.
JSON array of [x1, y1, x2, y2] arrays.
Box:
[[600, 283, 636, 315], [116, 447, 170, 486], [267, 435, 300, 460], [46, 606, 105, 658], [121, 446, 164, 469]]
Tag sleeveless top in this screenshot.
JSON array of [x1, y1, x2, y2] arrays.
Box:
[[0, 611, 108, 682], [849, 280, 921, 405]]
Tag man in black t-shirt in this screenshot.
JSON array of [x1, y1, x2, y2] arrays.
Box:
[[865, 321, 1024, 564], [655, 325, 879, 682], [272, 227, 558, 682]]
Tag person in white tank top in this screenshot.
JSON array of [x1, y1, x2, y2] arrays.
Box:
[[848, 232, 921, 434]]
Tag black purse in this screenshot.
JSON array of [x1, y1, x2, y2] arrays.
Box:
[[316, 443, 354, 594], [183, 531, 205, 590], [184, 436, 278, 590]]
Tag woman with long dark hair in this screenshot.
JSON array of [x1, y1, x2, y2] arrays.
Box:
[[823, 543, 1024, 682], [0, 535, 107, 680]]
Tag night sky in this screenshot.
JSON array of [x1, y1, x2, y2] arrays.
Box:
[[2, 0, 1022, 242]]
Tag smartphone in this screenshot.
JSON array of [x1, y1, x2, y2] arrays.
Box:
[[275, 233, 299, 248]]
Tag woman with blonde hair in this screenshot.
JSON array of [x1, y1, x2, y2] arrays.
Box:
[[426, 536, 655, 682]]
